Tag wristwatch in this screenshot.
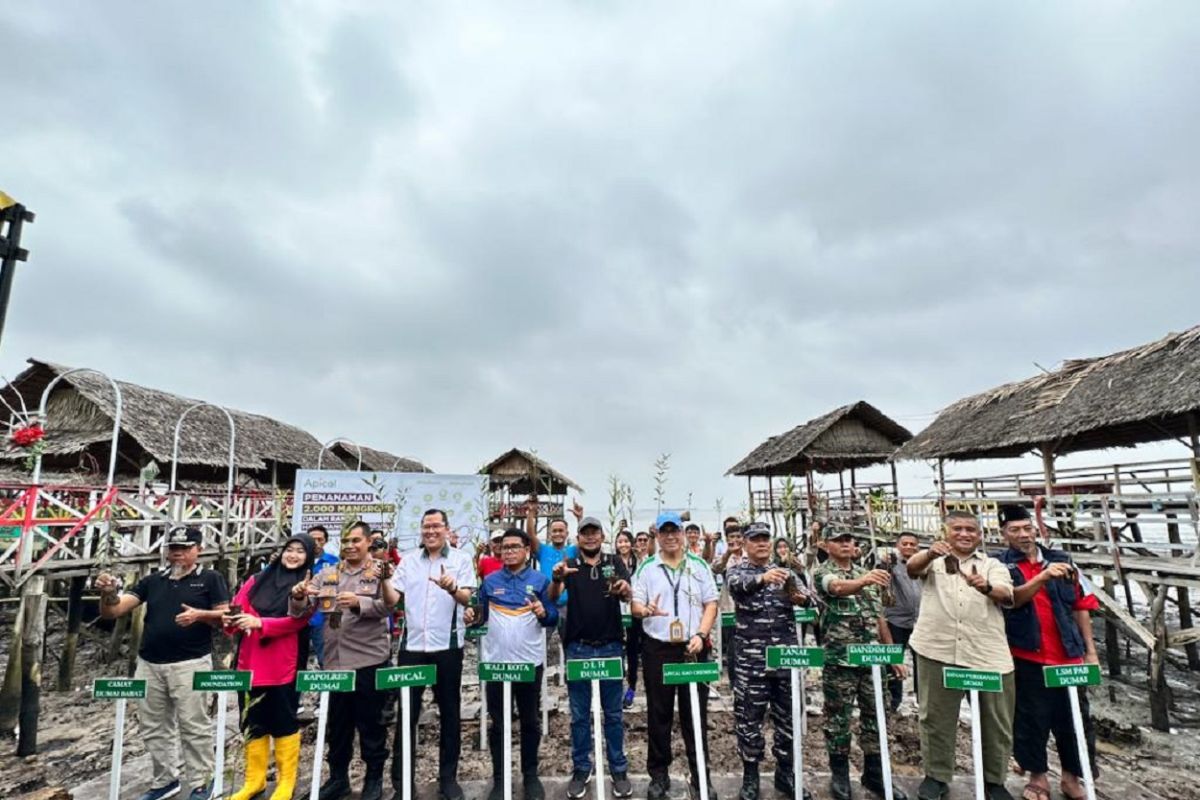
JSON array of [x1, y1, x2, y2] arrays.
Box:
[[980, 581, 993, 595]]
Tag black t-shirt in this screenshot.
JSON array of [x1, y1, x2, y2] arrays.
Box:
[[130, 567, 230, 664], [562, 553, 630, 645]]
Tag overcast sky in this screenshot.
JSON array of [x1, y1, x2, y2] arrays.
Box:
[[3, 2, 1198, 525]]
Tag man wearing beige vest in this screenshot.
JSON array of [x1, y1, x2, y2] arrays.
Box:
[[907, 511, 1016, 800]]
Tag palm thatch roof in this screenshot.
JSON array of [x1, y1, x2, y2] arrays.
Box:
[[329, 441, 432, 473], [727, 401, 913, 477], [896, 325, 1200, 461], [0, 359, 347, 484], [480, 448, 582, 495]]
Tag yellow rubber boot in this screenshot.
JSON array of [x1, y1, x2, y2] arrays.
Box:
[[269, 732, 302, 800], [230, 735, 270, 800]]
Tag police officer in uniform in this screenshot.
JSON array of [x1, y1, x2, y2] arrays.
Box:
[[813, 527, 907, 800], [726, 523, 813, 800]]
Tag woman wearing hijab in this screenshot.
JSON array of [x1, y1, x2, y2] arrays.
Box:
[[225, 534, 316, 800], [614, 529, 642, 708]]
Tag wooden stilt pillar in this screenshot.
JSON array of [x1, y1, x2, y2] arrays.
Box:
[[127, 568, 147, 676], [1149, 584, 1171, 731], [0, 592, 26, 729], [16, 575, 47, 756], [106, 613, 129, 664], [936, 458, 946, 516], [1103, 575, 1122, 681], [1041, 445, 1057, 541], [1165, 515, 1200, 670], [57, 575, 86, 690]]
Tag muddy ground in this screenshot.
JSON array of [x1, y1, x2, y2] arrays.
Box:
[[1, 608, 1198, 799]]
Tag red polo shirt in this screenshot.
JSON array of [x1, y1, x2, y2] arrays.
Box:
[[1010, 559, 1099, 665]]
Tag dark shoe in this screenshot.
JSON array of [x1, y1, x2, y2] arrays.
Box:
[[690, 781, 718, 800], [361, 776, 385, 800], [623, 688, 635, 709], [916, 777, 949, 800], [318, 774, 352, 800], [186, 784, 214, 800], [612, 772, 634, 799], [567, 770, 592, 799], [440, 781, 465, 800], [136, 782, 182, 800], [773, 766, 794, 798], [392, 785, 419, 800], [647, 775, 670, 800], [984, 784, 1014, 800], [523, 775, 545, 800], [739, 761, 760, 800], [861, 753, 907, 800], [829, 753, 852, 800]]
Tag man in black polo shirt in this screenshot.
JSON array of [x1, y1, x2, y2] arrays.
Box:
[[96, 526, 230, 800], [548, 516, 634, 800]]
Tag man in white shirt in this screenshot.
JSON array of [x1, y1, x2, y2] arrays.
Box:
[[632, 512, 720, 800], [388, 509, 477, 800]]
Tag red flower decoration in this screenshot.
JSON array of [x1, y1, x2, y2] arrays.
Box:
[[11, 425, 45, 448]]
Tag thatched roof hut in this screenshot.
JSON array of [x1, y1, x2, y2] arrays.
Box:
[[727, 401, 913, 477], [896, 325, 1200, 461], [480, 448, 582, 495], [329, 441, 432, 473], [0, 358, 346, 488]]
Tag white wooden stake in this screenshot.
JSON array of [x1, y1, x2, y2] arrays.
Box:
[[969, 689, 984, 800], [308, 690, 330, 800], [108, 698, 126, 800], [402, 686, 413, 800], [480, 676, 488, 751], [503, 681, 513, 800], [542, 647, 550, 732], [870, 665, 894, 800], [688, 683, 709, 800], [1067, 686, 1097, 800], [789, 668, 804, 800], [592, 679, 606, 800], [212, 690, 228, 799]]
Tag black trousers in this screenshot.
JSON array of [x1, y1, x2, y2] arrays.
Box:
[[1013, 658, 1098, 777], [626, 621, 643, 690], [327, 661, 389, 778], [392, 648, 465, 786], [642, 638, 710, 784], [886, 623, 916, 707], [241, 684, 300, 739], [486, 665, 544, 779]]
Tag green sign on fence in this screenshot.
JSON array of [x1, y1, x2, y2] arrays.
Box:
[[296, 670, 356, 693], [793, 607, 817, 624], [566, 658, 624, 682], [193, 671, 251, 692], [467, 625, 488, 640], [376, 665, 438, 690], [93, 678, 147, 699], [846, 643, 905, 666], [1044, 664, 1101, 688], [479, 662, 537, 683], [662, 661, 720, 685], [721, 612, 736, 628], [0, 526, 19, 540], [766, 646, 825, 669], [943, 668, 1003, 693]]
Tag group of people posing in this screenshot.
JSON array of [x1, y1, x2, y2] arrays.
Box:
[[93, 502, 1099, 800]]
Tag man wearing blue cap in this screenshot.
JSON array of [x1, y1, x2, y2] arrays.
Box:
[[632, 512, 720, 800]]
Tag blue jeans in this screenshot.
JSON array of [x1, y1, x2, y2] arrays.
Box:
[[565, 640, 628, 774], [310, 623, 326, 668]]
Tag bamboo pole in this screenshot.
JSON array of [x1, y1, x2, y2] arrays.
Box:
[[57, 575, 86, 690], [16, 575, 47, 756]]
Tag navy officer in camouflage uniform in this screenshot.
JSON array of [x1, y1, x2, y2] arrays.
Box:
[[813, 527, 907, 800], [727, 522, 813, 800]]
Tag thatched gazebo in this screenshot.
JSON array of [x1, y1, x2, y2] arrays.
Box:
[[0, 358, 343, 489], [329, 441, 432, 474], [480, 448, 582, 528]]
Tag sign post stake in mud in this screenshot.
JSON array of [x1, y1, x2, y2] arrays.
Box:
[[568, 657, 624, 800], [1045, 664, 1101, 800], [468, 624, 488, 750], [377, 665, 439, 800], [297, 669, 357, 800], [942, 667, 1004, 800], [663, 661, 720, 800], [793, 607, 817, 736], [193, 670, 251, 799], [480, 661, 538, 800], [767, 644, 824, 800], [848, 644, 906, 800], [93, 678, 147, 800]]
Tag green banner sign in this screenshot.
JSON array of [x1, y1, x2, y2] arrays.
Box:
[[943, 668, 1003, 693], [566, 657, 624, 682], [192, 670, 251, 692], [466, 625, 488, 641], [766, 645, 825, 669], [1043, 664, 1101, 688], [847, 643, 905, 666], [793, 607, 817, 624], [0, 526, 19, 540], [621, 614, 632, 629], [296, 670, 356, 693], [479, 662, 537, 683], [662, 661, 720, 685], [721, 612, 736, 628], [93, 678, 147, 699], [376, 665, 438, 690]]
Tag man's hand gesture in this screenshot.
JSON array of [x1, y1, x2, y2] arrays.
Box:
[[430, 564, 458, 593], [570, 498, 584, 521], [929, 541, 952, 558], [529, 594, 547, 620], [94, 572, 121, 595], [965, 564, 989, 593], [761, 567, 790, 587], [644, 594, 668, 618], [860, 569, 891, 589], [552, 560, 578, 582], [175, 604, 204, 627]]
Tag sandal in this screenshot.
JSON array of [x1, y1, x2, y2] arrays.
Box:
[[1020, 785, 1051, 800]]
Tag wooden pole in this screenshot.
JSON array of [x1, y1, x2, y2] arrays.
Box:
[[16, 575, 47, 756], [936, 459, 946, 516], [1148, 584, 1171, 731], [57, 575, 86, 690], [0, 591, 26, 729], [1041, 445, 1057, 542], [1166, 514, 1200, 670]]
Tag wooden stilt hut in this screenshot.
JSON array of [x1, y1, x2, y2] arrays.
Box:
[[480, 448, 582, 536], [895, 324, 1200, 730], [727, 401, 913, 546], [329, 441, 432, 474]]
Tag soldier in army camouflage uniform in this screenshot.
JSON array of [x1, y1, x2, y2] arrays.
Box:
[[727, 523, 813, 800], [814, 527, 908, 800]]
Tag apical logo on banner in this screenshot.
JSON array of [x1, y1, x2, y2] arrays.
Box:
[[292, 470, 489, 551]]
